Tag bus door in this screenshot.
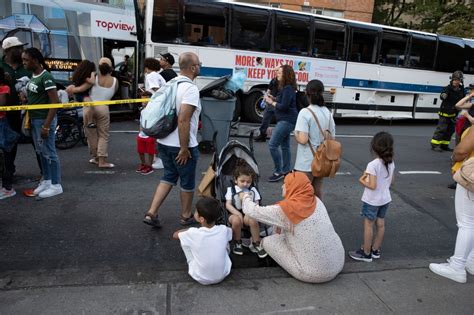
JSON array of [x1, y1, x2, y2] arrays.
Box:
[[103, 38, 138, 112]]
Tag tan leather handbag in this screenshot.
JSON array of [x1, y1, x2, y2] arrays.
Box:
[[306, 108, 342, 178], [453, 157, 474, 192]]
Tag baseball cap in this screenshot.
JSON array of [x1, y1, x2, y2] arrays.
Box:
[[160, 53, 175, 66], [2, 37, 27, 50]]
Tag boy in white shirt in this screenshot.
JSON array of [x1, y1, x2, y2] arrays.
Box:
[[173, 197, 232, 285]]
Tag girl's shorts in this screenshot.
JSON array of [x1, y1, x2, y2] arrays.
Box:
[[361, 202, 389, 221], [137, 136, 156, 155]]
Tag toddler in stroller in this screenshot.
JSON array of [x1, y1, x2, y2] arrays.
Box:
[[212, 139, 268, 259]]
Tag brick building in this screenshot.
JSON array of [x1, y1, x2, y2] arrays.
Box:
[[236, 0, 375, 23]]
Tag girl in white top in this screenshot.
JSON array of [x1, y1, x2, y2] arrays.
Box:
[[349, 132, 395, 262]]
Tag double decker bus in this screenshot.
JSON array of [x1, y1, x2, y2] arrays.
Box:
[[1, 0, 141, 111], [144, 0, 474, 122]]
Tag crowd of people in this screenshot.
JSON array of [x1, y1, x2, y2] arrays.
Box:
[[1, 38, 473, 286]]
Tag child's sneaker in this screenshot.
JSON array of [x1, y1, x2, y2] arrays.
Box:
[[0, 188, 16, 200], [249, 242, 268, 258], [348, 248, 373, 262], [141, 166, 154, 175], [152, 158, 164, 169], [136, 164, 146, 173], [232, 242, 243, 255], [372, 248, 381, 259]]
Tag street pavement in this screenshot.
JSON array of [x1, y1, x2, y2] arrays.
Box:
[[1, 118, 473, 314]]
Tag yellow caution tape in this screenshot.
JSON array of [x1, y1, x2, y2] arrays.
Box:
[[0, 98, 150, 111]]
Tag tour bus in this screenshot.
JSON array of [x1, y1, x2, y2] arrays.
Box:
[[144, 0, 474, 122], [0, 0, 141, 112]]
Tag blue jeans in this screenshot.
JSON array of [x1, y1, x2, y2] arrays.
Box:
[[259, 105, 275, 134], [158, 144, 199, 192], [31, 118, 61, 185], [268, 120, 295, 174]]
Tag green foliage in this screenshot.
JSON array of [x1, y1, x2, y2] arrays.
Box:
[[374, 0, 474, 37]]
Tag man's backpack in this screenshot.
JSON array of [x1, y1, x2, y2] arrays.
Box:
[[140, 76, 194, 139], [306, 108, 342, 178]]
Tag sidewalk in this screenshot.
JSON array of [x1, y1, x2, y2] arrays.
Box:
[[1, 260, 473, 314]]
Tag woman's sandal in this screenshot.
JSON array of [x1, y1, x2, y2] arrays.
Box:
[[143, 212, 162, 228], [179, 214, 197, 226]]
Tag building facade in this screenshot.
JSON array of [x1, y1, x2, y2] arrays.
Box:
[[236, 0, 374, 23]]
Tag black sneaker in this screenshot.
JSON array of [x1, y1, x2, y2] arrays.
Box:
[[371, 248, 381, 259], [254, 133, 267, 142], [447, 182, 457, 189], [348, 248, 373, 262], [441, 146, 453, 152], [268, 173, 284, 182], [431, 145, 443, 152], [233, 242, 243, 255]]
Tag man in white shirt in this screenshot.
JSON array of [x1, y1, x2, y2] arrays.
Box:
[[143, 52, 202, 228]]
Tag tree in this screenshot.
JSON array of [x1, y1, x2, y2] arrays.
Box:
[[373, 0, 415, 27]]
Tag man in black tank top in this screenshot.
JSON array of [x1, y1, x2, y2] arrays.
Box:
[[159, 53, 177, 82]]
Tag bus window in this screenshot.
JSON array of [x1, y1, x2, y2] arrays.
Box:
[[379, 31, 408, 66], [463, 40, 474, 75], [184, 3, 228, 46], [151, 0, 182, 43], [349, 27, 379, 64], [408, 34, 436, 70], [230, 6, 271, 52], [274, 12, 310, 56], [435, 35, 465, 72], [313, 19, 345, 60]]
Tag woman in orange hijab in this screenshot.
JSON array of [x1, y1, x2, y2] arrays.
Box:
[[241, 171, 344, 283]]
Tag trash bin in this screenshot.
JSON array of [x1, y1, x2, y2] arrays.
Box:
[[200, 97, 236, 154]]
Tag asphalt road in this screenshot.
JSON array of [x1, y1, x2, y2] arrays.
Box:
[[0, 118, 459, 289]]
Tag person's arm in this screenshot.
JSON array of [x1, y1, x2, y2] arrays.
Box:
[[294, 131, 309, 145], [452, 127, 474, 162], [176, 103, 195, 165], [42, 88, 60, 139], [241, 193, 291, 230], [464, 111, 474, 125], [455, 92, 474, 110], [172, 228, 189, 240], [359, 172, 377, 190], [85, 72, 96, 85], [273, 87, 292, 112], [294, 111, 309, 144], [226, 200, 243, 219], [67, 81, 93, 94], [440, 86, 449, 100]]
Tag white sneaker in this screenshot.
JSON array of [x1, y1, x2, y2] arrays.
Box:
[[152, 158, 164, 169], [33, 180, 51, 196], [429, 263, 467, 283], [38, 184, 63, 198], [466, 264, 474, 275], [0, 188, 16, 200]]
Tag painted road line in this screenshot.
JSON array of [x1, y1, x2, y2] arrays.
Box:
[[399, 171, 442, 175], [336, 172, 352, 175], [109, 130, 137, 134], [84, 171, 116, 174], [337, 135, 373, 138]]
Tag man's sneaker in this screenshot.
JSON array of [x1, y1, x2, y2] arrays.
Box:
[[466, 264, 474, 275], [33, 180, 51, 196], [152, 158, 164, 169], [254, 133, 267, 142], [441, 146, 453, 152], [136, 164, 146, 173], [268, 173, 284, 182], [232, 242, 243, 255], [249, 242, 268, 258], [429, 263, 466, 283], [348, 248, 373, 262], [371, 248, 381, 259], [431, 145, 443, 152], [141, 166, 154, 175], [447, 182, 457, 189], [38, 184, 63, 199], [0, 188, 16, 200]]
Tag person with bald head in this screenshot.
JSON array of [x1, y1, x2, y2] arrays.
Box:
[[143, 52, 202, 228]]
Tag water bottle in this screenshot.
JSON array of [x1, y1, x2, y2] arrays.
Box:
[[259, 93, 267, 110]]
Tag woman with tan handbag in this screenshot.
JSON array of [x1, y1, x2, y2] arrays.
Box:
[[294, 80, 335, 198], [429, 127, 474, 283]]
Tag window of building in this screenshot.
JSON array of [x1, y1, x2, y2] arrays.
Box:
[[349, 27, 379, 63], [408, 34, 436, 70], [379, 31, 408, 66], [313, 19, 346, 60], [435, 36, 465, 72], [274, 12, 310, 56], [230, 6, 271, 51], [301, 6, 344, 18], [184, 3, 228, 46]]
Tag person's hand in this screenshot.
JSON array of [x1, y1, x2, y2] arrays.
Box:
[[40, 126, 50, 139], [176, 148, 191, 165], [264, 95, 274, 105], [65, 85, 75, 96], [470, 91, 474, 98]]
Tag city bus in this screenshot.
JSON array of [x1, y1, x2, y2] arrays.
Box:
[[144, 0, 474, 122], [0, 0, 141, 112]]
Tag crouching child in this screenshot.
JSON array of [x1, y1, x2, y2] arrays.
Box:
[[173, 197, 232, 285]]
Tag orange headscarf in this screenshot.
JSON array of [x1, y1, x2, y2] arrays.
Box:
[[277, 172, 316, 224]]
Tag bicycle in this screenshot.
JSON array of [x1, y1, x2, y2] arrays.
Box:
[[55, 107, 87, 150]]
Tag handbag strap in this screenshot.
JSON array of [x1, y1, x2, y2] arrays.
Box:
[[306, 107, 327, 156]]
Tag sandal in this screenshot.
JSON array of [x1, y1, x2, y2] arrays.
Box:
[[180, 214, 197, 226], [143, 212, 162, 228]]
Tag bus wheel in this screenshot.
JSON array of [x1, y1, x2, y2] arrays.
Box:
[[244, 92, 265, 123], [233, 96, 241, 122]]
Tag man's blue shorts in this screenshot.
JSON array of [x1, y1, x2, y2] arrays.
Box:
[[360, 202, 389, 221], [158, 143, 199, 192]]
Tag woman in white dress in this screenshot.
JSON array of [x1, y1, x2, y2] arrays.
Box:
[[241, 171, 344, 283]]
